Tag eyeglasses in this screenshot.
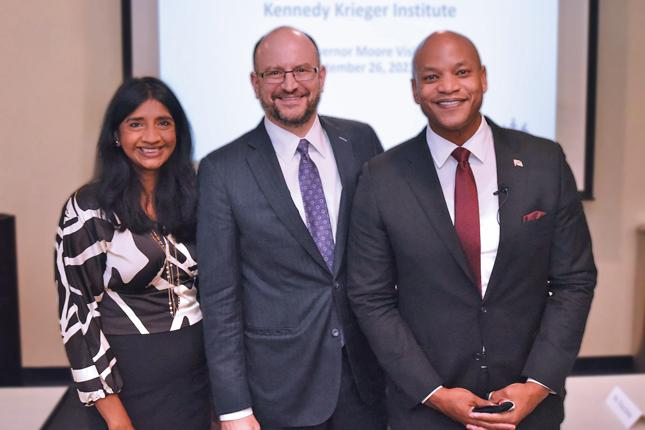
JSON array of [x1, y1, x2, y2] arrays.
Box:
[[256, 66, 319, 84]]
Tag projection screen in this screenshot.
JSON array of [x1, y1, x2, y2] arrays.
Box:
[[126, 0, 597, 197]]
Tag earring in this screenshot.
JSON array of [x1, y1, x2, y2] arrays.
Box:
[[115, 139, 120, 147]]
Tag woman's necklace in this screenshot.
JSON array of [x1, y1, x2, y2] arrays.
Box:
[[150, 230, 180, 317]]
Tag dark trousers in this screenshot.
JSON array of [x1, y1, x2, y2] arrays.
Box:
[[262, 350, 386, 430]]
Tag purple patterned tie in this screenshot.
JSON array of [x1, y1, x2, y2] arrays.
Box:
[[297, 139, 335, 270]]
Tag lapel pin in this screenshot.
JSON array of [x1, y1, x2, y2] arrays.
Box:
[[513, 159, 524, 167], [338, 136, 348, 142]]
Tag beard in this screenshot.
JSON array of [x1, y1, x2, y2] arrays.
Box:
[[261, 90, 321, 128]]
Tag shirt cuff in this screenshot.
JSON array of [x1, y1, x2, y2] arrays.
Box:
[[219, 407, 253, 421], [421, 385, 443, 404], [527, 378, 556, 394]]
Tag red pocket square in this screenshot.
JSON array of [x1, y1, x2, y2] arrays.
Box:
[[522, 210, 546, 222]]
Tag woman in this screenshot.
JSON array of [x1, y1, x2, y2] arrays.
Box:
[[55, 77, 210, 429]]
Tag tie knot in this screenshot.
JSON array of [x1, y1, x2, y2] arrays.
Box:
[[297, 139, 310, 156], [452, 147, 471, 163]]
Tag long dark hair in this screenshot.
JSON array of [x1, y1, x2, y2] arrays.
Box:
[[95, 77, 196, 242]]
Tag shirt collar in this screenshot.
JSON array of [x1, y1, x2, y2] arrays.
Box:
[[264, 116, 328, 162], [425, 115, 492, 168]]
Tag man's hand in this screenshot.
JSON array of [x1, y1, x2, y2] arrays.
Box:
[[220, 414, 261, 430], [468, 382, 549, 429], [425, 387, 516, 429]]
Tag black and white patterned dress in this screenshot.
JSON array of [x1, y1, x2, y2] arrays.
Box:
[[55, 184, 210, 428]]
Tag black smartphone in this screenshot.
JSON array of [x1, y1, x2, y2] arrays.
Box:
[[472, 401, 515, 414]]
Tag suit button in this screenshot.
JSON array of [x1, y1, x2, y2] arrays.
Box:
[[333, 281, 340, 289], [474, 351, 487, 360], [331, 328, 340, 337]]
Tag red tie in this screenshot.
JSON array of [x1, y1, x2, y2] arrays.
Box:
[[452, 147, 481, 293]]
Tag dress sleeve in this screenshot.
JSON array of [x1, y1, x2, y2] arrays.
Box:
[[54, 192, 123, 405]]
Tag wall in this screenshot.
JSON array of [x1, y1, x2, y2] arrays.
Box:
[[0, 0, 122, 366], [0, 0, 643, 366], [581, 0, 645, 356]]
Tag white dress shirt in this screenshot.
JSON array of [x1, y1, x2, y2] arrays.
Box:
[[265, 116, 342, 240], [426, 116, 499, 298], [219, 116, 342, 421]]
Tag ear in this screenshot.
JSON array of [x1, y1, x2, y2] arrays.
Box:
[[250, 72, 261, 99], [411, 78, 420, 105], [480, 65, 488, 93], [318, 65, 327, 92]]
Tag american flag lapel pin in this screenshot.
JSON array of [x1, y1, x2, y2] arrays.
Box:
[[513, 159, 524, 167]]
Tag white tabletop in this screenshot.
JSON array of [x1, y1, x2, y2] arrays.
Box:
[[0, 386, 68, 430], [563, 373, 645, 429]]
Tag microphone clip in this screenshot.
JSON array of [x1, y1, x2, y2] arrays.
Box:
[[493, 186, 510, 196]]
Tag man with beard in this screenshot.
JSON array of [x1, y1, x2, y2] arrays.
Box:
[[197, 26, 386, 430], [347, 31, 596, 429]]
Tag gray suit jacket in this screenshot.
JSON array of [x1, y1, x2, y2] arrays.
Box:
[[347, 120, 597, 429], [197, 116, 384, 426]]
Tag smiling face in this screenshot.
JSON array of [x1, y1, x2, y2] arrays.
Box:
[[251, 27, 326, 136], [412, 32, 487, 145], [117, 98, 177, 177]]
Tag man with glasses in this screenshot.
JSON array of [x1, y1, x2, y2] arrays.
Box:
[[197, 26, 386, 430]]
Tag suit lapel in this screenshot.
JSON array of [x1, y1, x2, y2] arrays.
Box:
[[485, 121, 528, 299], [402, 130, 475, 285], [245, 121, 330, 273], [321, 117, 355, 277]]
